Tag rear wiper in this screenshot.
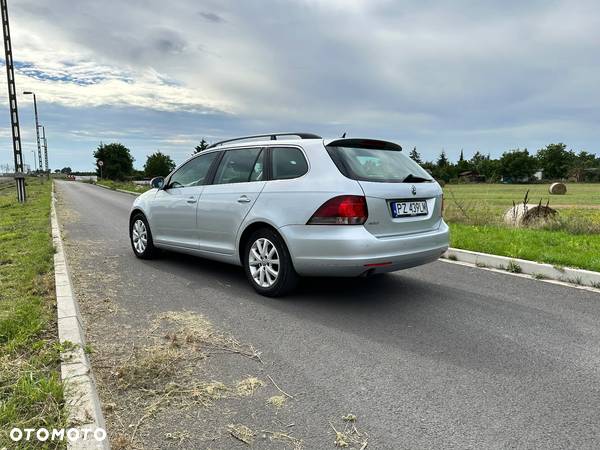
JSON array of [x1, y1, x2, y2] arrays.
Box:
[[402, 174, 432, 183]]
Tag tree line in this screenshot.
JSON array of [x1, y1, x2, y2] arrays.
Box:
[[89, 143, 175, 180], [410, 143, 600, 183], [89, 140, 214, 180], [89, 140, 600, 183]]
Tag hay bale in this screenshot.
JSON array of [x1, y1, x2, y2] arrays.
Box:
[[504, 203, 558, 227], [549, 182, 567, 195]]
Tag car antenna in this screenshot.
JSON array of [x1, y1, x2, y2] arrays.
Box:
[[341, 132, 346, 138]]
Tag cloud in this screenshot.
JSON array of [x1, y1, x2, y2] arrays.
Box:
[[199, 11, 225, 23], [1, 0, 599, 170]]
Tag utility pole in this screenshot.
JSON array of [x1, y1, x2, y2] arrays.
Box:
[[1, 0, 26, 202], [42, 125, 48, 174], [23, 91, 43, 175]]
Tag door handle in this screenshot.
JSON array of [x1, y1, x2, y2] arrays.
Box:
[[186, 196, 197, 204], [237, 195, 251, 203]]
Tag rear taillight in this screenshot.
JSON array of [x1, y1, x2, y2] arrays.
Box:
[[307, 195, 368, 225]]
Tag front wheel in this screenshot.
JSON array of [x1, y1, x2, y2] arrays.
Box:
[[130, 213, 158, 259], [243, 228, 299, 297]]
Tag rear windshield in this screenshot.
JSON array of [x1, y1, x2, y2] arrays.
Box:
[[326, 146, 433, 183]]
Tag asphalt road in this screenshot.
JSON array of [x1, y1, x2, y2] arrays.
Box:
[[56, 180, 600, 449]]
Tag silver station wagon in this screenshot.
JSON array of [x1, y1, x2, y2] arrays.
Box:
[[129, 133, 449, 296]]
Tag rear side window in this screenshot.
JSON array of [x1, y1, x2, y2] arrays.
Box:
[[213, 148, 264, 184], [326, 145, 432, 183], [168, 151, 218, 188], [271, 147, 308, 180]]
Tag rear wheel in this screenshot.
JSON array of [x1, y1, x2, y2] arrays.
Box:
[[130, 213, 157, 259], [243, 228, 298, 297]]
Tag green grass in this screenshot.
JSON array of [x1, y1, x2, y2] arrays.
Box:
[[449, 222, 600, 272], [0, 180, 66, 449], [444, 183, 600, 272], [96, 179, 151, 194]]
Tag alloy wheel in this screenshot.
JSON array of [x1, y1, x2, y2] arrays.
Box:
[[132, 219, 148, 254], [249, 238, 280, 287]]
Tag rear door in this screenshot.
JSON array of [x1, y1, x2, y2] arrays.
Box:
[[196, 147, 266, 254], [326, 139, 443, 238]]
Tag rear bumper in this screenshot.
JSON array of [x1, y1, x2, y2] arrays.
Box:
[[279, 221, 449, 277]]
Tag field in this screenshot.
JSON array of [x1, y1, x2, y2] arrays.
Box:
[[0, 180, 66, 447], [443, 183, 600, 272]]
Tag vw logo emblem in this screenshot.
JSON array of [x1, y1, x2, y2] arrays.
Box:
[[411, 185, 417, 196]]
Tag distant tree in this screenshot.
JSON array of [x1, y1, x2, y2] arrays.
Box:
[[569, 150, 599, 182], [456, 149, 472, 174], [144, 151, 176, 178], [409, 147, 422, 164], [470, 152, 500, 182], [536, 143, 574, 180], [470, 151, 487, 166], [499, 149, 536, 181], [60, 167, 72, 174], [437, 149, 449, 167], [194, 139, 209, 154], [93, 142, 135, 180], [430, 150, 459, 182]]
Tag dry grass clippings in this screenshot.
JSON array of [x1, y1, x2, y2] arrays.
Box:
[[228, 423, 256, 445], [267, 395, 287, 409], [330, 414, 368, 449]]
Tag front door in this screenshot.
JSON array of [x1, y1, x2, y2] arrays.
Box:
[[151, 151, 219, 248]]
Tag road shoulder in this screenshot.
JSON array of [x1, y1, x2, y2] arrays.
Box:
[[52, 184, 109, 449]]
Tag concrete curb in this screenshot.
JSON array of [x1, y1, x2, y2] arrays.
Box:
[[94, 182, 140, 196], [51, 184, 110, 450], [443, 247, 600, 292]]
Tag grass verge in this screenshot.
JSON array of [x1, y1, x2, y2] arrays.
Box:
[[0, 179, 66, 448], [449, 222, 600, 272], [95, 180, 151, 194]]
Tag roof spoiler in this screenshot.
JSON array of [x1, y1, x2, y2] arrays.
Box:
[[326, 138, 402, 151]]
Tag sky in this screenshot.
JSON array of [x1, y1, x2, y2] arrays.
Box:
[[1, 0, 600, 171]]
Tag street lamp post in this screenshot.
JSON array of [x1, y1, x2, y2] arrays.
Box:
[[22, 91, 44, 176]]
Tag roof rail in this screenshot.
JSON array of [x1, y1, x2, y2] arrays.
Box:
[[206, 132, 322, 149]]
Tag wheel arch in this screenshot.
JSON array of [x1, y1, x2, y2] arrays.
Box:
[[237, 221, 284, 265], [129, 207, 147, 225]]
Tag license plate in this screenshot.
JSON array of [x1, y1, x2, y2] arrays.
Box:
[[390, 200, 428, 218]]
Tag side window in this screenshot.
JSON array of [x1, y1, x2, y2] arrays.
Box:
[[271, 147, 308, 180], [168, 152, 218, 188], [213, 148, 264, 184]]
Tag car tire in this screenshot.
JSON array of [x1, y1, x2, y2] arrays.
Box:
[[243, 228, 299, 297], [130, 213, 158, 259]]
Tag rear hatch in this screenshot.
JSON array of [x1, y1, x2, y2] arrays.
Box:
[[325, 139, 443, 238]]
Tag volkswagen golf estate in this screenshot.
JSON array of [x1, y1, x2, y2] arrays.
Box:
[[129, 133, 449, 296]]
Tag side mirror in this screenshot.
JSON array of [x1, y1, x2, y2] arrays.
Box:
[[150, 176, 165, 190]]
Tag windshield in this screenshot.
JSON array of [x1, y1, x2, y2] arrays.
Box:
[[326, 146, 433, 183]]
